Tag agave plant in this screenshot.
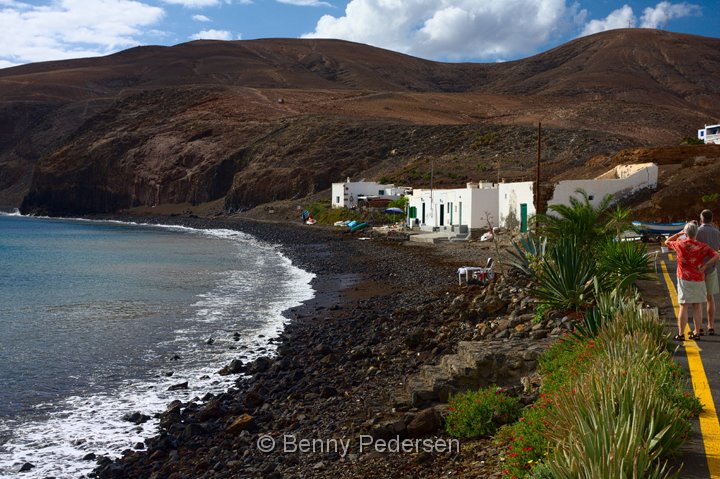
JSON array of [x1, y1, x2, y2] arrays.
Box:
[[506, 232, 547, 277], [546, 361, 683, 479], [532, 236, 597, 312], [571, 279, 648, 341]]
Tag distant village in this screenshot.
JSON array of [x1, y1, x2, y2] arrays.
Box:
[[330, 162, 656, 237], [327, 125, 719, 238]]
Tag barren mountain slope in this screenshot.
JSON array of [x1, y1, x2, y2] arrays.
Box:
[[1, 29, 718, 215]]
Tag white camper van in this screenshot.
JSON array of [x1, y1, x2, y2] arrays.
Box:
[[698, 124, 720, 144]]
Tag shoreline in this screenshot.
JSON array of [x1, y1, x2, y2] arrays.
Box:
[[87, 214, 482, 478], [0, 214, 322, 478], [5, 212, 555, 478]]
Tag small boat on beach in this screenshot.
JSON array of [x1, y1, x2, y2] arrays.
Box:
[[631, 221, 685, 235]]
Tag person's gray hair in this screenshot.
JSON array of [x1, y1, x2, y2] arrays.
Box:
[[684, 222, 699, 238]]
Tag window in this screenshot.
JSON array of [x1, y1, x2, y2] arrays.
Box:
[[336, 196, 340, 204], [378, 189, 385, 195], [588, 195, 594, 201], [409, 206, 417, 219]]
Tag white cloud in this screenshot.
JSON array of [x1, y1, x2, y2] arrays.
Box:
[[189, 29, 232, 40], [160, 0, 220, 7], [640, 1, 701, 28], [303, 0, 586, 61], [192, 14, 211, 21], [0, 0, 165, 65], [277, 0, 332, 6], [581, 4, 635, 35], [581, 1, 701, 36]]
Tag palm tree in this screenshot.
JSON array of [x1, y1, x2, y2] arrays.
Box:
[[535, 188, 616, 251]]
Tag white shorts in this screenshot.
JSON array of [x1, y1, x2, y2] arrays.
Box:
[[678, 279, 707, 304]]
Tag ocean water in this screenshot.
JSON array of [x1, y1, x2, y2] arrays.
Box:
[[0, 213, 314, 477]]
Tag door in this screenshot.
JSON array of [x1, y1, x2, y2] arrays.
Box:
[[520, 203, 528, 232], [439, 205, 444, 226], [422, 203, 426, 224], [459, 202, 463, 226]]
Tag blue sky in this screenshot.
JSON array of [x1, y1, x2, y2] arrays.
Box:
[[0, 0, 718, 69]]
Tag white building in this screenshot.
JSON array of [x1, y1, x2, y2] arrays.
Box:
[[698, 124, 720, 144], [331, 179, 408, 208], [546, 163, 658, 211], [406, 181, 535, 232]]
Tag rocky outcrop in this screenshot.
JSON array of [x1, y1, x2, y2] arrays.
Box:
[[405, 338, 554, 407]]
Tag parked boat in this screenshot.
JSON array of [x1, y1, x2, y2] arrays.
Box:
[[631, 221, 685, 235]]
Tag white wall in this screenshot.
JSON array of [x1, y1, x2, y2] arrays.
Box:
[[407, 181, 534, 231], [498, 181, 535, 230], [331, 181, 400, 208], [331, 183, 344, 208], [468, 187, 499, 229], [547, 163, 657, 211]]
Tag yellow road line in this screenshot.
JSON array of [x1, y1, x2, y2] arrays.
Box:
[[661, 259, 720, 477]]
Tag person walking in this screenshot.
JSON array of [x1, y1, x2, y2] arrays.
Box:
[[695, 209, 720, 336], [665, 222, 720, 341]]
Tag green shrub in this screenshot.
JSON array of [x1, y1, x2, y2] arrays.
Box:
[[446, 387, 522, 438], [702, 193, 720, 204], [539, 337, 600, 394], [471, 132, 498, 149], [306, 201, 361, 224], [533, 302, 550, 324], [500, 394, 555, 477], [388, 196, 408, 210], [681, 136, 705, 145]]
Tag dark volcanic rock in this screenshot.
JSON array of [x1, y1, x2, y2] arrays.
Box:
[[406, 408, 443, 438], [218, 358, 245, 376], [167, 381, 188, 391], [122, 412, 150, 425]]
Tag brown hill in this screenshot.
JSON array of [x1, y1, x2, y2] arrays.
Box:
[[1, 29, 718, 216]]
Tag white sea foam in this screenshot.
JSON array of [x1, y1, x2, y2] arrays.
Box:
[[0, 220, 315, 477], [0, 208, 21, 216]]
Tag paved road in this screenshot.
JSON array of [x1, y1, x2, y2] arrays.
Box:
[[656, 250, 720, 478]]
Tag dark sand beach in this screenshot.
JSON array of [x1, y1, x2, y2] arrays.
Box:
[[88, 215, 544, 479]]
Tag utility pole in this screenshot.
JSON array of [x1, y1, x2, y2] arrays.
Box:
[[536, 122, 541, 218]]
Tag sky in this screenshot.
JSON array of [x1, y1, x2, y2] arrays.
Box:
[[0, 0, 718, 69]]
